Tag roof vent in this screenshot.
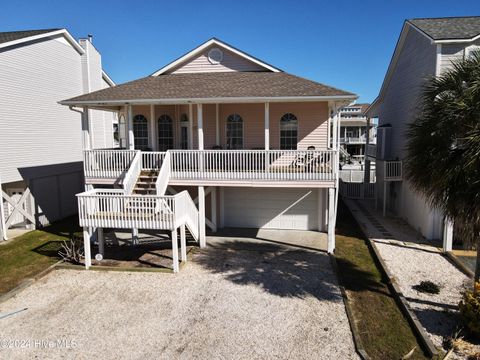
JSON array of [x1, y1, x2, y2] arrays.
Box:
[[208, 48, 223, 64]]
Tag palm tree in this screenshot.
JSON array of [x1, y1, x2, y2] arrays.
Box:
[[405, 52, 480, 281]]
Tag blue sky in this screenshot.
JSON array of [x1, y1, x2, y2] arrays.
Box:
[[1, 0, 478, 102]]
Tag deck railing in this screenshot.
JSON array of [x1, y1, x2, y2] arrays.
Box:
[[173, 191, 199, 239], [83, 150, 137, 179], [384, 161, 402, 181], [169, 149, 337, 182], [142, 152, 166, 170]]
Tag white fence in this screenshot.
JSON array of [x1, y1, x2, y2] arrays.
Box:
[[384, 161, 402, 181], [339, 169, 376, 183]]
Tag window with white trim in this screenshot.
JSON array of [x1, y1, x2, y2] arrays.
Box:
[[280, 113, 298, 150], [157, 114, 174, 151], [226, 114, 243, 149], [133, 115, 149, 150]]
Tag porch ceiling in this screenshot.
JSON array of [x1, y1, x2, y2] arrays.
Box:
[[60, 72, 356, 107]]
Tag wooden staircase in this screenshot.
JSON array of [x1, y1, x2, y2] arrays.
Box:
[[132, 170, 159, 195]]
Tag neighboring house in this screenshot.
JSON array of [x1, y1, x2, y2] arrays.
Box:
[[60, 38, 356, 271], [366, 16, 480, 248], [339, 103, 376, 163], [0, 29, 116, 239]]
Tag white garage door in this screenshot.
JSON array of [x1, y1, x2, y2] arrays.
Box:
[[224, 188, 318, 230]]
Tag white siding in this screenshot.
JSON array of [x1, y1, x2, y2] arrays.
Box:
[[439, 44, 465, 74], [168, 45, 266, 74], [375, 25, 439, 240], [0, 35, 84, 183]]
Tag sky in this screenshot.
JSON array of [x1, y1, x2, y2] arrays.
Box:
[[1, 0, 478, 103]]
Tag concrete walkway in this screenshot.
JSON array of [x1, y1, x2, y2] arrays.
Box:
[[0, 236, 357, 360], [344, 199, 474, 356]]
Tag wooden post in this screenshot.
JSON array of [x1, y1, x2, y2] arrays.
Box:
[[215, 104, 220, 145], [180, 224, 187, 262], [83, 227, 92, 269], [443, 218, 454, 252], [211, 187, 217, 232], [219, 187, 225, 228], [188, 104, 193, 149], [132, 228, 138, 246], [171, 228, 179, 273], [198, 186, 206, 248], [0, 174, 6, 241], [197, 104, 204, 150], [127, 105, 134, 150], [98, 227, 104, 257], [327, 188, 335, 253]]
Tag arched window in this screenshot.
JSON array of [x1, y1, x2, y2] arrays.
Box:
[[180, 113, 189, 149], [157, 114, 174, 151], [133, 115, 149, 150], [226, 114, 243, 149], [280, 113, 298, 150]]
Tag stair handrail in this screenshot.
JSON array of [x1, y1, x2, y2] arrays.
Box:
[[173, 190, 199, 241], [123, 150, 142, 195], [156, 151, 171, 196]]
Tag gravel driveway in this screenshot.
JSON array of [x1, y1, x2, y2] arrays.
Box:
[[0, 237, 357, 360]]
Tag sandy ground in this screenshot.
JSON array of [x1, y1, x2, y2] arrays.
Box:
[[0, 237, 357, 360], [345, 199, 477, 358]]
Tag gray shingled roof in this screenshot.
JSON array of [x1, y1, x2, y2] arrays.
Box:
[[408, 17, 480, 40], [61, 72, 355, 104], [0, 29, 61, 45]]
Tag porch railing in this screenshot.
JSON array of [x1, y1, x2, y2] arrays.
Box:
[[83, 150, 137, 179], [169, 149, 337, 182], [156, 152, 170, 196], [77, 189, 198, 239], [122, 151, 142, 195]]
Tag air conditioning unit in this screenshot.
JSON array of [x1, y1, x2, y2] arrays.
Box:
[[376, 125, 392, 160]]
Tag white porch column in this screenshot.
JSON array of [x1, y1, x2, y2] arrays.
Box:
[[219, 187, 225, 228], [443, 218, 454, 252], [98, 227, 104, 257], [197, 104, 204, 150], [198, 186, 206, 247], [83, 226, 92, 269], [332, 107, 338, 151], [188, 104, 194, 149], [211, 187, 217, 232], [180, 224, 187, 262], [150, 104, 156, 150], [215, 104, 220, 145], [127, 105, 135, 150], [317, 189, 324, 232], [327, 188, 336, 253], [364, 117, 371, 183], [264, 102, 270, 150], [171, 228, 179, 273], [81, 106, 91, 150]]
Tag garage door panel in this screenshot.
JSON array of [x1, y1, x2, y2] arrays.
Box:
[[224, 188, 318, 230]]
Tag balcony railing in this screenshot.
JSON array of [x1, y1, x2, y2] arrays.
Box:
[[84, 149, 338, 183], [340, 136, 367, 144], [169, 149, 337, 182], [384, 161, 402, 181]]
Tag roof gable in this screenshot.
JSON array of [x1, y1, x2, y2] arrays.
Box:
[[151, 38, 281, 76], [0, 28, 84, 54]]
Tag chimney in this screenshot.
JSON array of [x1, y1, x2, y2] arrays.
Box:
[[88, 34, 93, 43]]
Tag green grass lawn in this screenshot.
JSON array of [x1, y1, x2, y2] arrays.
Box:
[[0, 217, 80, 295], [335, 200, 429, 360]]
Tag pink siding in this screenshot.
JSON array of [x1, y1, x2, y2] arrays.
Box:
[[167, 45, 266, 74], [130, 102, 329, 151]]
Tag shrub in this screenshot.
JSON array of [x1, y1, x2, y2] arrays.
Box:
[[412, 280, 440, 294], [459, 282, 480, 337], [58, 235, 84, 265]]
